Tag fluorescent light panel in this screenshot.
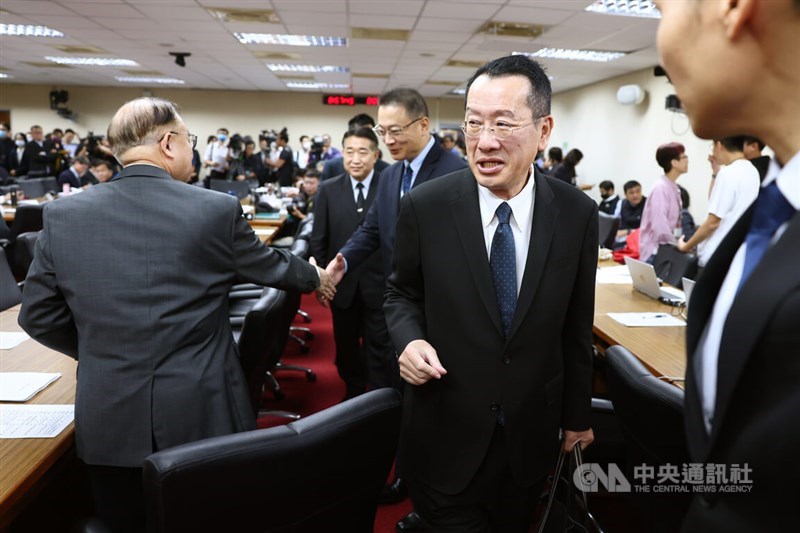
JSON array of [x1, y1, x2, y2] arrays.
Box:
[[0, 24, 64, 37], [235, 33, 347, 47], [0, 73, 11, 79], [116, 76, 185, 85], [46, 56, 139, 66], [267, 63, 348, 73], [285, 81, 350, 89], [585, 0, 661, 19], [514, 49, 626, 63]]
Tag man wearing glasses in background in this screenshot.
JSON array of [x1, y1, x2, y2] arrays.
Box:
[[325, 87, 465, 532], [19, 97, 336, 532], [383, 55, 596, 531]]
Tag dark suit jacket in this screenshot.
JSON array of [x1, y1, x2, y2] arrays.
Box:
[[57, 168, 82, 189], [683, 202, 800, 531], [339, 138, 467, 279], [310, 172, 384, 309], [18, 164, 319, 467], [320, 156, 390, 181], [384, 168, 597, 494], [21, 140, 55, 176]]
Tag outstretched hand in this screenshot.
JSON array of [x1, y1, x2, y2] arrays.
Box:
[[309, 256, 336, 306], [325, 253, 346, 286]]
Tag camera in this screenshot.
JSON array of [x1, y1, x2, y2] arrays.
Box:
[[259, 129, 277, 146]]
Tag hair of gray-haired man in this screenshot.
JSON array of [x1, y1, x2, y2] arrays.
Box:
[[107, 97, 181, 159]]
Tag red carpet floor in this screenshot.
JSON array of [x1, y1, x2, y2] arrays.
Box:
[[256, 294, 412, 533]]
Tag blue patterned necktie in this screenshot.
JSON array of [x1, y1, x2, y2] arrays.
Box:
[[401, 164, 413, 195], [490, 202, 517, 338], [737, 181, 796, 292]]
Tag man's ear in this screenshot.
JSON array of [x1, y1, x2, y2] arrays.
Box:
[[537, 115, 554, 152], [722, 0, 756, 40]]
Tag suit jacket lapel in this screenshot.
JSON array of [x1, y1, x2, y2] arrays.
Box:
[[508, 170, 558, 340], [707, 210, 800, 450], [338, 176, 360, 227], [414, 138, 443, 186], [450, 171, 504, 337]]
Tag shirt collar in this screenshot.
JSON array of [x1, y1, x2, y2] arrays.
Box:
[[350, 170, 374, 191], [407, 135, 435, 176], [478, 164, 536, 230], [763, 150, 800, 210]]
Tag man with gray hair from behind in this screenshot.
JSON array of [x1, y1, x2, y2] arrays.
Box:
[[19, 97, 338, 531]]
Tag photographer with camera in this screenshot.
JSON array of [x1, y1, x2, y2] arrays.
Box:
[[227, 139, 262, 187], [264, 128, 294, 187]]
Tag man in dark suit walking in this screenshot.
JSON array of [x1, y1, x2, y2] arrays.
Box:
[[654, 1, 799, 531], [18, 97, 337, 532], [384, 55, 596, 531], [311, 127, 392, 399], [325, 87, 466, 531]]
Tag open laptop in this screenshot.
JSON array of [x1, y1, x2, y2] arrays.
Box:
[[681, 277, 696, 307], [624, 256, 685, 302]]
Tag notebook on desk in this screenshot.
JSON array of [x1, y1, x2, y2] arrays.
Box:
[[624, 256, 685, 302]]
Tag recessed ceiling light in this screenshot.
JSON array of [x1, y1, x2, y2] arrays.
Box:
[[267, 64, 349, 73], [285, 81, 350, 89], [514, 49, 626, 63], [235, 33, 347, 47], [207, 7, 281, 24], [585, 0, 661, 19], [115, 76, 185, 85], [0, 24, 65, 37], [0, 73, 12, 79], [450, 88, 466, 96], [45, 56, 139, 66]]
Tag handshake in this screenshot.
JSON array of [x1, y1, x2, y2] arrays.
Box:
[[308, 253, 346, 308]]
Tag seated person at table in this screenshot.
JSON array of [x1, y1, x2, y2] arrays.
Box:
[[85, 159, 118, 185], [598, 180, 621, 217], [57, 156, 90, 190], [617, 180, 646, 238]]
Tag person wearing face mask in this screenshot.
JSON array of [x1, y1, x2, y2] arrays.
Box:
[[294, 135, 312, 171], [202, 127, 230, 187], [8, 133, 29, 177]]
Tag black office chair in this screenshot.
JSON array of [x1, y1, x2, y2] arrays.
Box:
[[143, 388, 402, 533], [0, 248, 22, 311], [598, 211, 620, 249], [604, 345, 690, 532], [209, 178, 251, 199], [14, 230, 40, 278], [0, 204, 44, 278], [653, 243, 698, 288]]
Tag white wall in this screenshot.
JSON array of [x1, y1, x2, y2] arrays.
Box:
[[550, 69, 715, 220], [1, 71, 719, 218]]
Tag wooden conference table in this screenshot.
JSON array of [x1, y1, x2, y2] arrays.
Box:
[[592, 263, 687, 386], [0, 306, 78, 529]]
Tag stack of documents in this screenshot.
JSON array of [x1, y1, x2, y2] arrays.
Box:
[[0, 372, 62, 402], [608, 313, 686, 327], [596, 265, 632, 284]]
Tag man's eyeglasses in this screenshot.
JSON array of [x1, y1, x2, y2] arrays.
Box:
[[159, 131, 198, 149], [372, 117, 424, 139], [461, 120, 532, 140]]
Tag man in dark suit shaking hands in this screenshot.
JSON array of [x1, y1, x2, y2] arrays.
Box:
[[384, 55, 597, 531], [310, 127, 392, 399], [654, 1, 799, 530]]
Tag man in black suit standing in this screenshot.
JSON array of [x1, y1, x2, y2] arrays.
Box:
[[21, 125, 57, 177], [384, 55, 596, 531], [311, 127, 391, 399], [654, 1, 799, 531], [319, 113, 390, 181], [325, 87, 466, 531]]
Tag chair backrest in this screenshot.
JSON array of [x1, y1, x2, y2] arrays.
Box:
[[295, 217, 314, 242], [14, 231, 40, 278], [604, 345, 688, 466], [598, 211, 620, 249], [289, 237, 309, 260], [209, 178, 251, 199], [0, 248, 21, 311], [143, 388, 402, 533], [653, 243, 697, 288], [9, 204, 44, 240], [237, 287, 287, 416]]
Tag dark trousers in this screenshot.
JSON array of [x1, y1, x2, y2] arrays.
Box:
[[330, 295, 395, 397], [86, 464, 146, 533], [409, 425, 545, 533]]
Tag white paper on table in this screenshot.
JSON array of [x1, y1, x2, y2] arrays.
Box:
[[596, 266, 633, 284], [0, 332, 30, 350], [0, 404, 75, 438], [607, 312, 686, 327], [0, 372, 62, 402]]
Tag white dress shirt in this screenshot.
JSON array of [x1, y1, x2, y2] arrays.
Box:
[[699, 151, 800, 433], [400, 136, 436, 198], [349, 171, 374, 205], [477, 165, 536, 294]]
